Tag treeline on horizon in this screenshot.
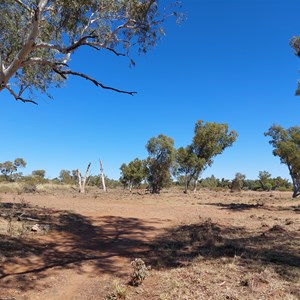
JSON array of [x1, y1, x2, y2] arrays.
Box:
[[0, 165, 292, 193], [0, 120, 298, 195]]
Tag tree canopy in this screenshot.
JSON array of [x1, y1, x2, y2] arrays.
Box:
[[120, 158, 147, 191], [0, 0, 181, 104], [265, 124, 300, 198], [290, 36, 300, 95], [146, 134, 175, 193], [0, 158, 26, 181], [176, 120, 238, 193]]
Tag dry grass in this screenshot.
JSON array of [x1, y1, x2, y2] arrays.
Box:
[[0, 188, 299, 300]]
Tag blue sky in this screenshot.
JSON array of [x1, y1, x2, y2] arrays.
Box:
[[1, 0, 300, 181]]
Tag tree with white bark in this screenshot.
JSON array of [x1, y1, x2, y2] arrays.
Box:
[[0, 0, 181, 104], [77, 162, 91, 193]]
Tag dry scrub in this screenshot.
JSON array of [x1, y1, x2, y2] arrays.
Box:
[[0, 188, 299, 300]]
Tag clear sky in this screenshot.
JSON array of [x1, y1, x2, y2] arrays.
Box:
[[1, 0, 300, 181]]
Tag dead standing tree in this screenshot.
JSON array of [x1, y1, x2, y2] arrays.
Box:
[[99, 160, 107, 192], [77, 162, 91, 193]]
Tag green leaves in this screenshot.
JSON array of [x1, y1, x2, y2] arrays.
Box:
[[193, 120, 238, 166], [176, 120, 237, 193], [0, 158, 26, 181], [120, 158, 147, 189], [1, 0, 182, 102], [265, 125, 300, 197], [146, 134, 175, 193]]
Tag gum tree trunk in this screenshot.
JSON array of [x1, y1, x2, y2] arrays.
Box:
[[77, 162, 91, 193], [99, 160, 107, 192]]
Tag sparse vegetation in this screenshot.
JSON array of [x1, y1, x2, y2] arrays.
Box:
[[129, 258, 150, 286], [0, 189, 299, 299]]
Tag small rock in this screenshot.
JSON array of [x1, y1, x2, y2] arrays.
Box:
[[31, 224, 41, 232], [43, 224, 50, 232], [261, 222, 269, 228]]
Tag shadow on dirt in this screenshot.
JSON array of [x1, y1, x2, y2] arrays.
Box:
[[1, 201, 299, 293], [201, 202, 264, 211], [0, 202, 158, 292], [201, 201, 300, 213], [145, 218, 300, 282]]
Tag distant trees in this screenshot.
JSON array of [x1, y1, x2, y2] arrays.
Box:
[[120, 158, 147, 191], [118, 121, 237, 194], [59, 169, 77, 185], [32, 169, 46, 179], [265, 125, 300, 198], [146, 134, 176, 194], [258, 171, 272, 191], [231, 172, 246, 192], [0, 158, 26, 181]]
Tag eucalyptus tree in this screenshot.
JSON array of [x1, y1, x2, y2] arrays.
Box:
[[0, 0, 181, 104], [0, 158, 26, 181], [265, 125, 300, 198], [290, 36, 300, 95], [176, 145, 205, 193], [120, 158, 147, 191], [146, 134, 175, 194], [175, 121, 237, 193]]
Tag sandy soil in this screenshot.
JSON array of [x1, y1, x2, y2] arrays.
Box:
[[0, 188, 299, 299]]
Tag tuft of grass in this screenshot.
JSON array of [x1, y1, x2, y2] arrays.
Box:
[[105, 279, 128, 300]]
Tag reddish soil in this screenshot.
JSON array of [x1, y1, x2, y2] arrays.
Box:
[[0, 189, 299, 299]]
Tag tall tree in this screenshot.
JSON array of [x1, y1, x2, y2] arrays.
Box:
[[0, 0, 181, 104], [177, 120, 237, 192], [176, 145, 205, 193], [265, 125, 300, 198], [146, 134, 175, 194]]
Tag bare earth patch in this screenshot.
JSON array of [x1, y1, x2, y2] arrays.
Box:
[[0, 188, 299, 299]]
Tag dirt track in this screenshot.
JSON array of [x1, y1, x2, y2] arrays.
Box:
[[0, 189, 299, 299]]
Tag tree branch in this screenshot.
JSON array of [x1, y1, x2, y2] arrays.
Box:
[[5, 85, 38, 105], [60, 70, 137, 95], [22, 58, 136, 95]]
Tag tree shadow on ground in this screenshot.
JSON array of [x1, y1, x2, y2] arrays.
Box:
[[144, 218, 300, 282], [200, 202, 264, 211], [0, 202, 158, 292], [200, 201, 300, 213]]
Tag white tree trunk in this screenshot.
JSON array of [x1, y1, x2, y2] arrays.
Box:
[[99, 160, 107, 192], [77, 162, 91, 193], [193, 179, 198, 194]]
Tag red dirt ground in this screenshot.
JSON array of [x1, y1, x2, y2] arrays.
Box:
[[0, 189, 299, 299]]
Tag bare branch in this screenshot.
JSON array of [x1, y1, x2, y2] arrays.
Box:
[[60, 70, 137, 95], [21, 58, 136, 95], [5, 85, 38, 105]]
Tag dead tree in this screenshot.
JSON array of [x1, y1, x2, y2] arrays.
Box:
[[99, 159, 107, 192], [77, 162, 91, 193]]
